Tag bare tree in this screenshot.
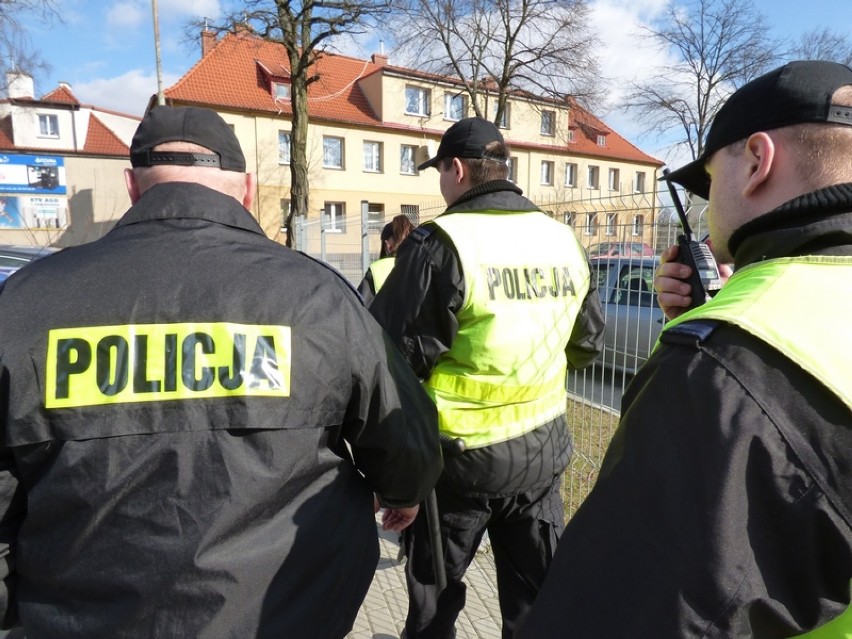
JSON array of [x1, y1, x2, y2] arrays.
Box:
[[0, 0, 61, 92], [202, 0, 393, 246], [625, 0, 779, 163], [385, 0, 602, 125], [790, 27, 852, 66]]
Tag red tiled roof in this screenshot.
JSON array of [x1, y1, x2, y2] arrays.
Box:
[[167, 31, 661, 166], [84, 113, 130, 156], [41, 85, 80, 105]]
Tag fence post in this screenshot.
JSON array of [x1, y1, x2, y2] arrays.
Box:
[[361, 200, 370, 275], [320, 205, 328, 264]]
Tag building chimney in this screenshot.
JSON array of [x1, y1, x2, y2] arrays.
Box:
[[371, 53, 388, 67], [201, 29, 216, 57], [6, 71, 34, 99]]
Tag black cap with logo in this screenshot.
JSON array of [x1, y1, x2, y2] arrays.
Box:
[[418, 117, 506, 171], [663, 60, 852, 199], [130, 106, 247, 173]]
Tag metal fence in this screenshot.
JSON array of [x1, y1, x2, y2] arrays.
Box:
[[295, 188, 710, 517]]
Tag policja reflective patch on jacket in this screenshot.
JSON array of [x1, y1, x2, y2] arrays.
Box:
[[45, 322, 291, 408]]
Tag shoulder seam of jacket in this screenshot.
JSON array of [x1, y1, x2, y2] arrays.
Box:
[[660, 319, 723, 348]]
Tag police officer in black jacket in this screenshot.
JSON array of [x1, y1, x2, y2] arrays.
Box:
[[518, 60, 852, 638], [0, 106, 442, 638]]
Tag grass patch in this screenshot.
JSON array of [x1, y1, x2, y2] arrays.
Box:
[[561, 397, 620, 521]]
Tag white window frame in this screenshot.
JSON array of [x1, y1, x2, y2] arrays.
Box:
[[38, 114, 59, 138], [563, 211, 576, 226], [278, 131, 291, 165], [492, 101, 511, 129], [444, 93, 467, 121], [635, 171, 646, 193], [632, 214, 644, 236], [323, 136, 344, 169], [405, 86, 431, 116], [588, 165, 600, 190], [273, 81, 290, 99], [400, 145, 417, 175], [507, 156, 518, 183], [323, 201, 346, 232], [363, 141, 382, 173], [585, 212, 598, 236], [541, 110, 555, 136], [540, 160, 555, 186], [597, 134, 606, 146], [608, 168, 620, 191], [565, 162, 577, 188], [605, 212, 618, 236]]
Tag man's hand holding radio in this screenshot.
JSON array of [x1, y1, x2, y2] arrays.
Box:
[[654, 242, 734, 321]]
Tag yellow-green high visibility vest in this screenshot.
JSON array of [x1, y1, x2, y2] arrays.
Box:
[[664, 257, 852, 638], [368, 257, 396, 293], [662, 256, 852, 414], [425, 210, 591, 449]]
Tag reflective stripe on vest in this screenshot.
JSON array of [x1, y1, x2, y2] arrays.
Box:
[[368, 257, 396, 293], [661, 256, 852, 414], [425, 210, 591, 448]]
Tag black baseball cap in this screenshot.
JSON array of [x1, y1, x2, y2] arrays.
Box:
[[418, 117, 506, 170], [663, 60, 852, 199], [130, 106, 246, 172]]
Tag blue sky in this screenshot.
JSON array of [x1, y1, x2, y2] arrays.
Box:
[[27, 0, 852, 165]]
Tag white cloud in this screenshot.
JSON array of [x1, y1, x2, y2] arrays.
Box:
[[71, 69, 181, 117], [159, 0, 223, 21], [106, 1, 148, 29]]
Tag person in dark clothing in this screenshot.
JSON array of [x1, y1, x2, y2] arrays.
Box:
[[517, 60, 852, 638], [370, 117, 605, 639], [358, 214, 415, 306], [0, 106, 442, 639]]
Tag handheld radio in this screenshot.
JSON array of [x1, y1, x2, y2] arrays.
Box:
[[663, 169, 723, 309]]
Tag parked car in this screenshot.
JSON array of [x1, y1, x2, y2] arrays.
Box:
[[588, 241, 655, 258], [0, 244, 60, 281], [590, 256, 664, 374]]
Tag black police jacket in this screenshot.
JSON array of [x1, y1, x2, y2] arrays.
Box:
[[0, 182, 442, 638], [517, 185, 852, 638]]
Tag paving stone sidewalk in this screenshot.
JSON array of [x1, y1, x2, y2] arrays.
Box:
[[346, 517, 502, 639]]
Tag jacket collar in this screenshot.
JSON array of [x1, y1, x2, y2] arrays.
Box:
[[730, 183, 852, 268], [114, 182, 266, 236]]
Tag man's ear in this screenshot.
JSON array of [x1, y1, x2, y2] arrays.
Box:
[[451, 157, 466, 185], [742, 132, 775, 196], [124, 168, 142, 203]]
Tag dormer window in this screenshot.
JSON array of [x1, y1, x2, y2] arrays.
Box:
[[597, 134, 606, 146], [273, 81, 290, 99], [38, 114, 59, 138]]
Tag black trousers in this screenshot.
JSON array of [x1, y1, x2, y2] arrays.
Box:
[[402, 476, 565, 639]]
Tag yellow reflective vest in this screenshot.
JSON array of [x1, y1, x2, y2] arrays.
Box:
[[368, 257, 396, 293], [424, 211, 591, 449], [663, 256, 852, 637]]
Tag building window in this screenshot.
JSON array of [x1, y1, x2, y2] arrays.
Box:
[[401, 204, 420, 226], [567, 129, 575, 143], [278, 131, 291, 164], [507, 156, 518, 183], [38, 114, 59, 137], [608, 168, 620, 191], [368, 202, 385, 230], [323, 201, 346, 232], [605, 213, 618, 236], [400, 145, 417, 175], [492, 102, 511, 129], [597, 134, 606, 146], [540, 160, 554, 186], [363, 141, 383, 172], [563, 211, 576, 226], [323, 136, 344, 169], [587, 165, 600, 189], [541, 110, 555, 136], [565, 162, 577, 187], [444, 93, 467, 121], [273, 81, 290, 99], [405, 86, 431, 116], [635, 171, 646, 193], [632, 214, 645, 236], [585, 212, 598, 236]]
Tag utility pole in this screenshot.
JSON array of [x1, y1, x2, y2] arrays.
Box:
[[152, 0, 164, 106]]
